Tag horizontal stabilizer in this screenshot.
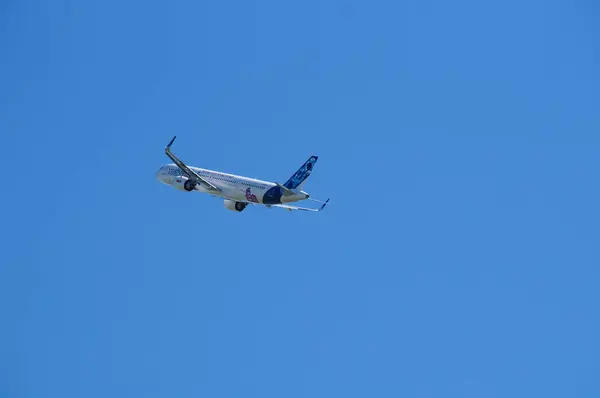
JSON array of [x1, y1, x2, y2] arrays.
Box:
[[275, 182, 296, 196]]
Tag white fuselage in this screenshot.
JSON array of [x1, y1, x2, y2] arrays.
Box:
[[155, 164, 308, 205]]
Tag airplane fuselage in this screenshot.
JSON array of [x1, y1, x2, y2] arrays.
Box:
[[156, 164, 309, 205]]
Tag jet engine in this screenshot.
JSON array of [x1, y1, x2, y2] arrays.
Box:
[[172, 177, 197, 192], [224, 199, 247, 212]]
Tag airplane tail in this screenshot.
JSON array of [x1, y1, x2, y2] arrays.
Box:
[[283, 155, 318, 190]]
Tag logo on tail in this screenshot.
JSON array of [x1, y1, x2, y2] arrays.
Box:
[[284, 156, 318, 190]]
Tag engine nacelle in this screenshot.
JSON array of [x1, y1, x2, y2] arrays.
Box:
[[224, 199, 247, 212], [172, 177, 196, 192]]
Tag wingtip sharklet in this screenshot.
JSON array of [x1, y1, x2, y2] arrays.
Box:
[[166, 136, 176, 151]]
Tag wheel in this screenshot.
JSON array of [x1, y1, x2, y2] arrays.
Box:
[[184, 180, 196, 191], [235, 202, 247, 211]]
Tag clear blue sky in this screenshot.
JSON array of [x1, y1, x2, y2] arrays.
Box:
[[1, 1, 599, 397]]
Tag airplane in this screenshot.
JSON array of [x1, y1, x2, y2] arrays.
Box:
[[155, 136, 330, 212]]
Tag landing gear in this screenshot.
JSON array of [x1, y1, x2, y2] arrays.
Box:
[[184, 180, 196, 192], [235, 202, 247, 211]]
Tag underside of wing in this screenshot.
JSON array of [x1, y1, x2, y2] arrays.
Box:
[[270, 199, 329, 212], [165, 136, 220, 191]]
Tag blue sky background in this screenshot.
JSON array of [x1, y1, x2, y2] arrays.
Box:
[[1, 1, 599, 397]]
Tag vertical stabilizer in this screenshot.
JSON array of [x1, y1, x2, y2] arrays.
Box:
[[283, 156, 318, 190]]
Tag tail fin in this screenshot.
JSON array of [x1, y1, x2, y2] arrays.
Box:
[[283, 155, 318, 190]]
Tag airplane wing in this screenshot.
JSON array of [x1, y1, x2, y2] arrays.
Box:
[[164, 136, 220, 191], [270, 199, 329, 212]]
